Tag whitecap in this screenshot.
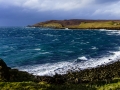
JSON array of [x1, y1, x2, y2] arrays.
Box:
[[91, 46, 97, 50], [52, 39, 59, 41], [44, 33, 55, 37], [105, 30, 120, 35], [77, 56, 88, 61], [99, 29, 107, 31], [17, 49, 120, 76], [40, 52, 50, 55], [34, 48, 41, 51]]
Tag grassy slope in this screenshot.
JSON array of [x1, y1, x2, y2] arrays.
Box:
[[79, 21, 120, 29], [43, 23, 62, 28], [0, 79, 120, 90]]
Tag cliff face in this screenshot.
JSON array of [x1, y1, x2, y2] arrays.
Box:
[[32, 19, 120, 29]]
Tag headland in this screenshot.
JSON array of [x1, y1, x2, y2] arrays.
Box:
[[29, 19, 120, 30]]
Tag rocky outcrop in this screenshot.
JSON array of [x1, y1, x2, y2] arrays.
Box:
[[0, 58, 10, 81], [0, 58, 36, 82]]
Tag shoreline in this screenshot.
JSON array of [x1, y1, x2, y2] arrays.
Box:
[[28, 26, 120, 30], [59, 27, 120, 30], [0, 58, 120, 84], [0, 59, 120, 89], [1, 58, 120, 89]]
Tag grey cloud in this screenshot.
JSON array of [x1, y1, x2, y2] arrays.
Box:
[[95, 0, 120, 4], [1, 0, 120, 26]]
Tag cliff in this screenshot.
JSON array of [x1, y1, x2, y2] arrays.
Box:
[[31, 19, 120, 29]]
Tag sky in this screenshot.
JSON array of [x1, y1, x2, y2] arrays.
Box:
[[0, 0, 120, 26]]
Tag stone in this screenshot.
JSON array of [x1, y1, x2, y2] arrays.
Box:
[[0, 58, 10, 81]]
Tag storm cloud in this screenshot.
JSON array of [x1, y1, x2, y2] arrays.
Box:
[[0, 0, 120, 26]]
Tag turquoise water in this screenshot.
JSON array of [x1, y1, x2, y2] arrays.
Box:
[[0, 27, 120, 76]]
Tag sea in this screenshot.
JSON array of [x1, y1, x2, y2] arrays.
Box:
[[0, 27, 120, 76]]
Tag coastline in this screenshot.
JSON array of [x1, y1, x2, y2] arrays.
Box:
[[0, 58, 120, 83], [29, 19, 120, 30], [57, 27, 120, 30], [0, 58, 120, 89], [27, 26, 120, 30]]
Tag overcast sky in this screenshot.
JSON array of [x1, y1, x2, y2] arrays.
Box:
[[0, 0, 120, 26]]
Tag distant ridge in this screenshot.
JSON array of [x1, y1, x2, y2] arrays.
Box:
[[30, 19, 120, 30]]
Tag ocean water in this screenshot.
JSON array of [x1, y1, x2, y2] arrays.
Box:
[[0, 27, 120, 76]]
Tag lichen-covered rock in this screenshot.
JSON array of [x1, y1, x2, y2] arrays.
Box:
[[0, 58, 10, 81]]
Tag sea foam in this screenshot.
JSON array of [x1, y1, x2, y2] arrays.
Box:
[[18, 49, 120, 76]]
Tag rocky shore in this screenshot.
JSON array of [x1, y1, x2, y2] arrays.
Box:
[[1, 58, 120, 84]]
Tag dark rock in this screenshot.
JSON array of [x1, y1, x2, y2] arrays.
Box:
[[0, 58, 10, 81]]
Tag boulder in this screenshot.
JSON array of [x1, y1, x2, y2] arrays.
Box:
[[0, 58, 10, 81]]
